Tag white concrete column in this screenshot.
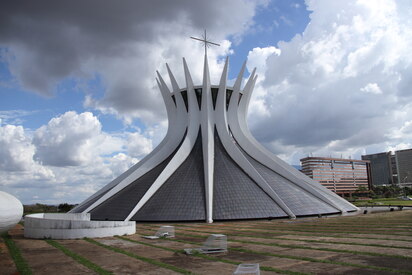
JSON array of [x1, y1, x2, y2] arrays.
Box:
[[201, 54, 215, 223]]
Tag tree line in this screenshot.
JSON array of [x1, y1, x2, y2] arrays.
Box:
[[24, 203, 77, 215]]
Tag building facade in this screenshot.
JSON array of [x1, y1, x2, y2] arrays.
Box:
[[361, 152, 397, 186], [300, 157, 371, 196], [395, 149, 412, 185], [362, 149, 412, 186]]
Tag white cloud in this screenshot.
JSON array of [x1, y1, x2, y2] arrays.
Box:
[[400, 120, 412, 135], [33, 111, 102, 166], [3, 0, 412, 204], [0, 124, 36, 171], [360, 83, 382, 94], [127, 132, 152, 158], [247, 46, 280, 78], [0, 110, 36, 126], [0, 124, 56, 198], [244, 46, 280, 119], [0, 1, 267, 204], [0, 0, 262, 124], [247, 0, 412, 164], [386, 143, 412, 152], [108, 153, 138, 177], [0, 112, 146, 204]]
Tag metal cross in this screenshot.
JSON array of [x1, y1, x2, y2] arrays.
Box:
[[190, 30, 220, 55]]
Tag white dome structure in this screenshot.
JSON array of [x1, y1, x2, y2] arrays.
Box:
[[0, 191, 23, 234], [71, 53, 358, 223]]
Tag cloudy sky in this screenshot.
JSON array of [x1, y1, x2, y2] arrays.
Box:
[[1, 0, 412, 204]]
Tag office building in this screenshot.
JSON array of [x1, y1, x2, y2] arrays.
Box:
[[395, 149, 412, 185], [361, 152, 397, 186], [300, 157, 371, 196], [362, 149, 412, 186]]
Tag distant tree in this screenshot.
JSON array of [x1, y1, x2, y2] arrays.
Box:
[[353, 186, 369, 198], [356, 186, 368, 192], [24, 203, 78, 215], [372, 186, 384, 197], [57, 203, 76, 213], [371, 185, 404, 198], [352, 186, 412, 200], [402, 187, 412, 196], [388, 185, 402, 198], [24, 204, 58, 215]]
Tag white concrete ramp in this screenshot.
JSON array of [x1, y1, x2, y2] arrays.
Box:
[[24, 213, 135, 239]]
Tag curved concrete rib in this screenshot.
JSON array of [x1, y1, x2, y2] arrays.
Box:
[[125, 58, 200, 221], [233, 61, 247, 101], [214, 58, 295, 219], [72, 75, 180, 212], [74, 75, 179, 213], [83, 70, 187, 214], [166, 63, 180, 98], [239, 78, 356, 210], [229, 69, 347, 213], [201, 54, 215, 223]]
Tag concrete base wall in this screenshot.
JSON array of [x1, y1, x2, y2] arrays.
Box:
[[24, 213, 136, 239], [43, 213, 91, 220]]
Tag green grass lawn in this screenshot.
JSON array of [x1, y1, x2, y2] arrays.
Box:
[[352, 197, 412, 206]]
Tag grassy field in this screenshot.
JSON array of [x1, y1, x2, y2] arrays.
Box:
[[1, 209, 412, 274], [352, 197, 412, 206]]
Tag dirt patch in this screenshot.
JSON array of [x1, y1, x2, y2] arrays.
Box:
[[101, 237, 238, 274], [98, 238, 139, 248], [327, 253, 412, 273], [60, 239, 179, 275], [3, 210, 412, 275], [177, 235, 206, 243], [14, 238, 92, 274], [0, 240, 17, 275], [219, 249, 271, 262]]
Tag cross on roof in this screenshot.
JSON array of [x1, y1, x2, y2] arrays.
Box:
[[190, 30, 220, 55]]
